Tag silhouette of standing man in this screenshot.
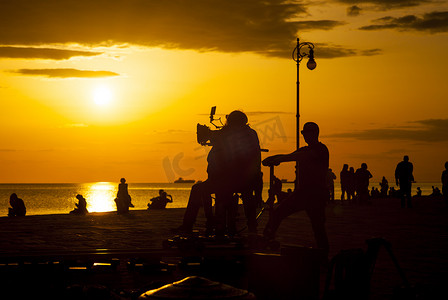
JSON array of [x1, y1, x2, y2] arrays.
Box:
[[441, 161, 448, 205], [395, 155, 414, 208], [263, 122, 329, 257], [355, 163, 372, 205], [326, 168, 336, 202], [340, 164, 350, 202]]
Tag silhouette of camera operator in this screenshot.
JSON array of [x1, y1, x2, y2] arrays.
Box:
[[262, 122, 329, 257], [174, 110, 261, 235]]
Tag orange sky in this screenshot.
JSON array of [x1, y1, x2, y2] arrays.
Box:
[[1, 0, 448, 183]]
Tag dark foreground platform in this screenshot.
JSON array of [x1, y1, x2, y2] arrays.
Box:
[[1, 196, 448, 299]]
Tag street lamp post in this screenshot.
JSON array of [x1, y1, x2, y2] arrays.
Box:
[[292, 38, 316, 187]]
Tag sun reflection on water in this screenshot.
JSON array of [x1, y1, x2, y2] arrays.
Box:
[[84, 182, 116, 213]]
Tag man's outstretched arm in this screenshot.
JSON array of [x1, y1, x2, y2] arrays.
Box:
[[262, 150, 303, 166]]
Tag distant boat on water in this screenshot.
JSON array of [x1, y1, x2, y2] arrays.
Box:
[[174, 177, 195, 183]]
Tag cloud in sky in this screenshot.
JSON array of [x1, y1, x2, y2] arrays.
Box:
[[326, 119, 448, 142], [0, 0, 373, 59], [347, 5, 362, 16], [316, 43, 381, 58], [11, 68, 119, 78], [0, 46, 102, 60], [360, 11, 448, 33], [334, 0, 434, 10]]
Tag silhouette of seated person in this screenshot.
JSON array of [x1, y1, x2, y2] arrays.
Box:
[[389, 187, 399, 198], [148, 189, 173, 209], [430, 186, 441, 197], [174, 110, 261, 236], [70, 194, 88, 215], [115, 178, 134, 214], [415, 187, 422, 197], [371, 187, 380, 198], [8, 193, 26, 217], [262, 122, 329, 258]]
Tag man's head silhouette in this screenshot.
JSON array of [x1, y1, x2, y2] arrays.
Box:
[[404, 155, 409, 162], [301, 122, 319, 145], [226, 110, 248, 128]]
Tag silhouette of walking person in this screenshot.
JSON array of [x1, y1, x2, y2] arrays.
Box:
[[70, 194, 88, 215], [395, 155, 414, 208], [8, 193, 26, 217], [355, 163, 372, 205], [173, 110, 261, 235], [442, 162, 448, 205], [340, 164, 350, 203], [262, 122, 329, 258], [115, 178, 134, 214]]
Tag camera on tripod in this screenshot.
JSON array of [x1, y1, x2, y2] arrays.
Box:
[[196, 106, 224, 146]]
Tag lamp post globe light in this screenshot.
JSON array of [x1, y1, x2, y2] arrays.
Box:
[[292, 38, 316, 187]]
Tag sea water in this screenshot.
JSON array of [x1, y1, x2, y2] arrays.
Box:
[[0, 182, 441, 217]]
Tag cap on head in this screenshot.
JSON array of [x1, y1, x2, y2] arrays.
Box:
[[226, 110, 248, 127], [301, 122, 319, 134]]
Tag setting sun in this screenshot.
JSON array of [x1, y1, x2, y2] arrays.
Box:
[[93, 85, 113, 106], [85, 182, 116, 213]]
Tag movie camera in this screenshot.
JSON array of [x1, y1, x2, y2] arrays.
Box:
[[196, 106, 224, 146]]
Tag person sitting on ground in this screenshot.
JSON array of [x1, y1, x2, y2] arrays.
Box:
[[115, 178, 134, 214], [415, 187, 422, 197], [148, 189, 173, 209], [70, 194, 89, 215], [431, 186, 442, 197], [8, 193, 26, 217]]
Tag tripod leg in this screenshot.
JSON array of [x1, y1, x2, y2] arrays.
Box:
[[382, 241, 412, 289]]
